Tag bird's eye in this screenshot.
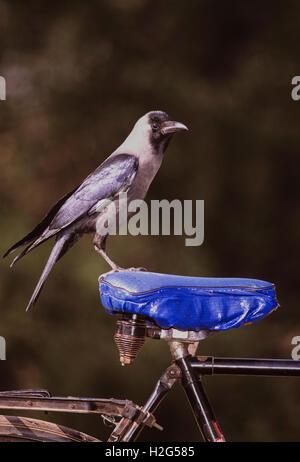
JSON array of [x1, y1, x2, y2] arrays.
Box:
[[152, 123, 159, 130]]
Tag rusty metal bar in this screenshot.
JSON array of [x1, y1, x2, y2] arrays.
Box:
[[0, 393, 135, 417]]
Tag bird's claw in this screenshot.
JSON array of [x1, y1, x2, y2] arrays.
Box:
[[98, 267, 124, 281], [99, 266, 148, 281]]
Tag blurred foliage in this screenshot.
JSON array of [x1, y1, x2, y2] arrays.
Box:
[[0, 0, 300, 441]]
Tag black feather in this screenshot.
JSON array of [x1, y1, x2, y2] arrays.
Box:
[[25, 234, 71, 311], [49, 154, 138, 230], [4, 154, 138, 260], [3, 187, 77, 258], [10, 230, 57, 267]]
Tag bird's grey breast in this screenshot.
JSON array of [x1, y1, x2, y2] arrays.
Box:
[[94, 153, 163, 237], [127, 154, 163, 201]]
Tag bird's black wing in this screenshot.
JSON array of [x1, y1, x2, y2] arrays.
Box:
[[4, 154, 138, 259], [49, 154, 138, 231]]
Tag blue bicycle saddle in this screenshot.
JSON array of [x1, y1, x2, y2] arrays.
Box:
[[99, 271, 278, 332]]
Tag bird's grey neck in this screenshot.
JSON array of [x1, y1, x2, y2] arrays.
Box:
[[113, 132, 164, 160]]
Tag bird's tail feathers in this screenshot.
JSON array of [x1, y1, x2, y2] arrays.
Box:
[[4, 224, 52, 259], [9, 230, 58, 268], [25, 234, 71, 312], [3, 187, 77, 259], [4, 230, 39, 258]]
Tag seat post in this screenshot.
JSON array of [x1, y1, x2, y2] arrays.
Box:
[[168, 340, 199, 360]]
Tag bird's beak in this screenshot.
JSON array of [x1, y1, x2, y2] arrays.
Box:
[[160, 120, 188, 135]]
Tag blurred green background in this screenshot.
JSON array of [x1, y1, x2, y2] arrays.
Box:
[[1, 0, 300, 442]]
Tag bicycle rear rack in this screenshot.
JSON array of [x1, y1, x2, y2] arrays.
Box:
[[0, 391, 163, 440]]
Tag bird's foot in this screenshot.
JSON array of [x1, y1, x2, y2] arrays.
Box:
[[98, 266, 124, 280], [99, 266, 148, 281]]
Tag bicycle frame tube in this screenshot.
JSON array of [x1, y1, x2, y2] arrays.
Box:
[[190, 357, 300, 376], [176, 355, 225, 442], [119, 364, 179, 442]]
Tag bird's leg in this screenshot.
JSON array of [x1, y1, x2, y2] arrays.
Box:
[[95, 246, 121, 270], [94, 234, 148, 279], [93, 234, 124, 272]]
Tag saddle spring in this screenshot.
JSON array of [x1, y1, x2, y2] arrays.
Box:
[[114, 314, 147, 365]]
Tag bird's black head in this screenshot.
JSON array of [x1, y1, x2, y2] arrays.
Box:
[[147, 110, 188, 153]]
